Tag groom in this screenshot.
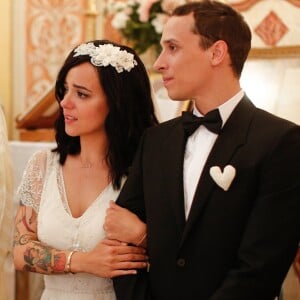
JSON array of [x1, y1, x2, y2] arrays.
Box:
[[113, 1, 300, 299]]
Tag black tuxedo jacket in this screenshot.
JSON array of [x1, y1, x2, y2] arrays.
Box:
[[114, 97, 300, 300]]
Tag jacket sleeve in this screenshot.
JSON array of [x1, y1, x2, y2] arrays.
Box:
[[114, 133, 150, 300], [113, 269, 150, 300]]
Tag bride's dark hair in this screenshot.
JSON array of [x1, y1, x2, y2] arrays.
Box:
[[53, 39, 158, 189]]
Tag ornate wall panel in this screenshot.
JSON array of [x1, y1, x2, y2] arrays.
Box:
[[229, 0, 300, 58], [230, 0, 300, 127], [12, 0, 107, 139], [25, 0, 87, 108]]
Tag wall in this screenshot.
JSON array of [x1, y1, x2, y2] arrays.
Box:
[[0, 0, 12, 138], [5, 0, 300, 139]]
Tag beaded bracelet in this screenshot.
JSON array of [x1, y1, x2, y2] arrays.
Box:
[[65, 250, 76, 274]]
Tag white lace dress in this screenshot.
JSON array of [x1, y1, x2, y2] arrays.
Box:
[[16, 150, 124, 300]]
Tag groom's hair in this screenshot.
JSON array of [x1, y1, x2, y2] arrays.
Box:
[[172, 1, 252, 78]]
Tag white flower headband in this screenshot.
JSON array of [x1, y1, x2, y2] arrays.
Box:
[[73, 42, 138, 73]]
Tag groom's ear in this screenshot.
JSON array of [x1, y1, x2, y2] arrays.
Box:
[[209, 40, 228, 66]]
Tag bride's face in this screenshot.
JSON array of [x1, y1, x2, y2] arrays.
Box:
[[60, 62, 109, 138]]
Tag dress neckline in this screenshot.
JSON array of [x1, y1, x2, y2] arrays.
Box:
[[57, 164, 112, 220]]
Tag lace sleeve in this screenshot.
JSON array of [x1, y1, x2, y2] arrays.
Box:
[[16, 150, 48, 213]]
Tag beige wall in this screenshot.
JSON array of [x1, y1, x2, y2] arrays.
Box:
[[2, 0, 300, 140], [0, 0, 12, 138]]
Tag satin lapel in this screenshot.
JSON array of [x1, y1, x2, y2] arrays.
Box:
[[161, 121, 187, 235], [180, 97, 256, 246]]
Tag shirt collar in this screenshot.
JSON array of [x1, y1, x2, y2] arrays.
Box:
[[193, 90, 244, 127]]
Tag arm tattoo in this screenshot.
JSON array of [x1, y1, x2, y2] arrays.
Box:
[[22, 215, 35, 233], [20, 205, 36, 233], [13, 206, 36, 246], [23, 243, 66, 273], [14, 205, 66, 274]]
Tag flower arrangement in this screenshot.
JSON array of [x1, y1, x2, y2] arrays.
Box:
[[106, 0, 188, 55]]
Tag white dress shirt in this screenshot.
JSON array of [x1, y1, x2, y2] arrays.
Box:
[[183, 90, 244, 219]]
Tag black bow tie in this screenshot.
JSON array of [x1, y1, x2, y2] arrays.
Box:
[[182, 109, 222, 137]]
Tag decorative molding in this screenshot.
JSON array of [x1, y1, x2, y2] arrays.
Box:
[[249, 45, 300, 59], [12, 0, 26, 139], [229, 0, 300, 11], [85, 0, 99, 41], [229, 0, 261, 12], [254, 11, 288, 47], [286, 0, 300, 8]]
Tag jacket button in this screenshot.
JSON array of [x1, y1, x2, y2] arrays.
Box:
[[177, 258, 185, 267]]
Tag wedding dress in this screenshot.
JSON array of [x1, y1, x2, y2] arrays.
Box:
[[16, 150, 123, 300]]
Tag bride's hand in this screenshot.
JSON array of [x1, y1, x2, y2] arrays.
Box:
[[70, 238, 148, 278]]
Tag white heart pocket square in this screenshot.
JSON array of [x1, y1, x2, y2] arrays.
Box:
[[209, 165, 236, 191]]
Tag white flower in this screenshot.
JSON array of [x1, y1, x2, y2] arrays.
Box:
[[138, 0, 160, 22], [73, 42, 96, 56], [73, 43, 137, 73], [111, 12, 130, 29], [106, 0, 189, 54], [152, 13, 168, 34]]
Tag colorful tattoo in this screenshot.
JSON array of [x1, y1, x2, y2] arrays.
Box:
[[22, 216, 35, 233], [23, 244, 66, 273], [15, 205, 66, 274]]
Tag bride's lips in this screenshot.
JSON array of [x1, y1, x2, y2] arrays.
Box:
[[64, 114, 77, 123]]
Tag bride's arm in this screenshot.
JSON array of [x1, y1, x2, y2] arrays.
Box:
[[13, 204, 148, 277], [13, 151, 69, 274], [13, 204, 68, 274]]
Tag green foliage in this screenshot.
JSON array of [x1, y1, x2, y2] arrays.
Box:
[[120, 2, 163, 55]]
